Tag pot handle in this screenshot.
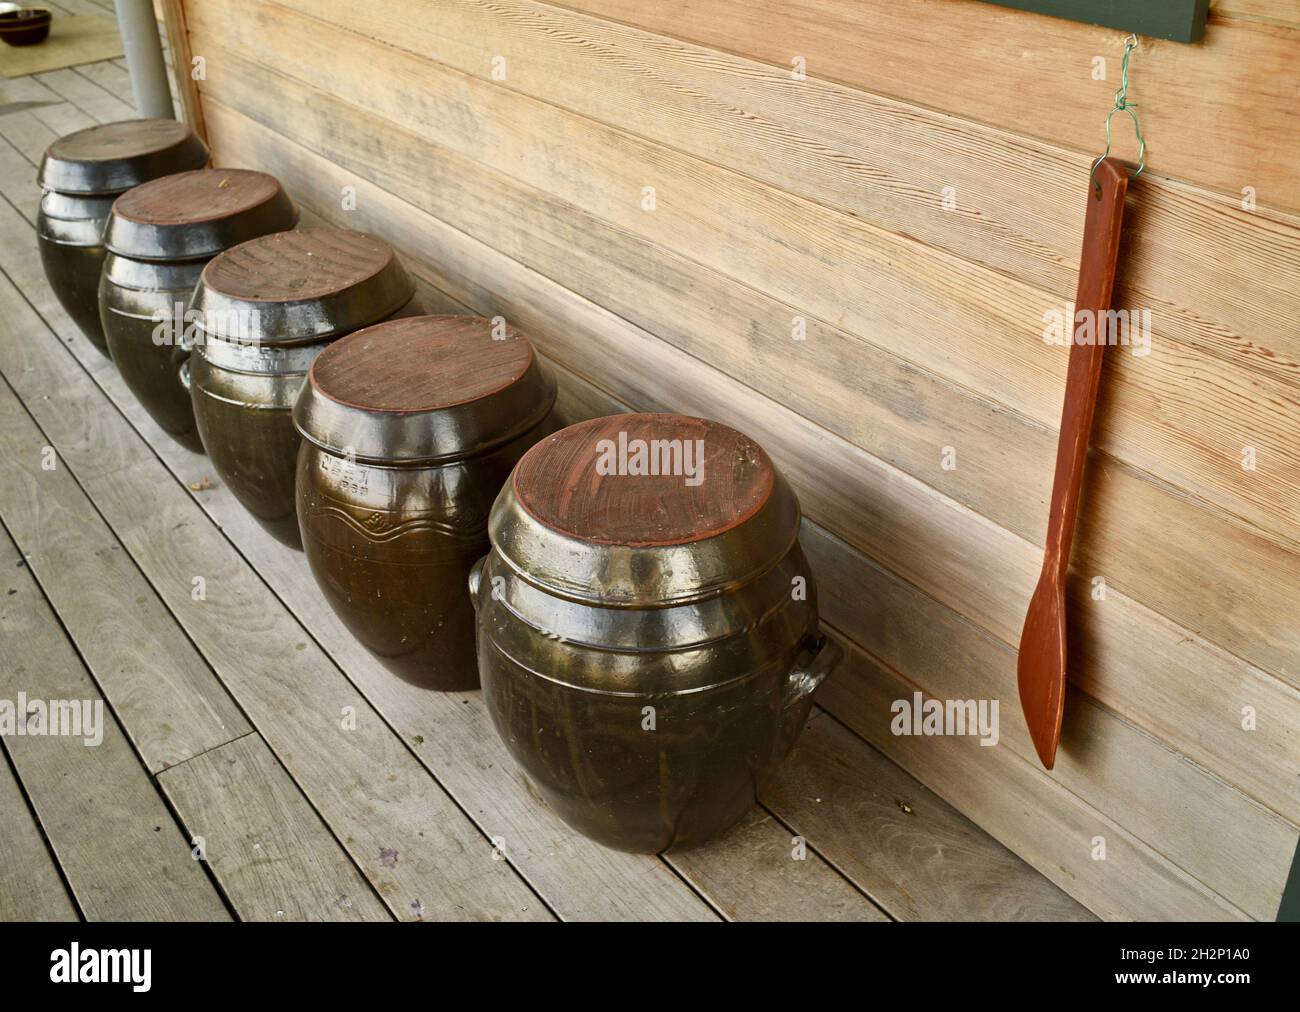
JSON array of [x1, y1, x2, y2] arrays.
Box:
[[776, 633, 842, 758], [467, 555, 487, 611]]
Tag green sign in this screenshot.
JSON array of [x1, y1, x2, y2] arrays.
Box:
[[985, 0, 1208, 42]]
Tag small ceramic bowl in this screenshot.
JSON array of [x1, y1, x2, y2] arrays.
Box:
[[0, 8, 52, 47]]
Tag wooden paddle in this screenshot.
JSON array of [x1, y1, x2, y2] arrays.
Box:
[[1018, 156, 1128, 770]]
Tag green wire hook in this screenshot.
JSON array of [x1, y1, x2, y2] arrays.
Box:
[[1089, 33, 1145, 197]]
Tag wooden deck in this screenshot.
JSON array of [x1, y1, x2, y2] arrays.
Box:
[[0, 43, 1095, 921]]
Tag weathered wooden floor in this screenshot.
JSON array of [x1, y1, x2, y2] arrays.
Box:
[[0, 43, 1095, 921]]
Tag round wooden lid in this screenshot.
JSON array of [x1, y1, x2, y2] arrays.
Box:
[[192, 228, 415, 344], [294, 315, 555, 463], [512, 414, 776, 548], [202, 228, 396, 303], [38, 118, 209, 195], [311, 315, 534, 412], [105, 169, 297, 260]]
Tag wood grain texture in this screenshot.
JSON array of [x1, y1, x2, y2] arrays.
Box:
[[552, 0, 1300, 209], [513, 414, 775, 547], [241, 0, 1300, 390], [157, 734, 392, 921], [202, 227, 396, 304], [666, 805, 889, 922], [768, 713, 1095, 921], [0, 749, 79, 921], [0, 521, 230, 922], [820, 647, 1248, 920], [112, 168, 282, 225], [198, 103, 1300, 835], [43, 117, 189, 165], [182, 34, 1300, 690], [801, 521, 1298, 922], [313, 315, 533, 412], [1216, 0, 1300, 28]]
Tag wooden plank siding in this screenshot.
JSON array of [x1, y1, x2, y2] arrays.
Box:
[[549, 0, 1300, 210], [163, 0, 1300, 920]]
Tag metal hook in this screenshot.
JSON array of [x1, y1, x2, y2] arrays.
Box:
[[1089, 34, 1145, 197]]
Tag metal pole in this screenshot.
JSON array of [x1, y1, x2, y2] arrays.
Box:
[[114, 0, 174, 119]]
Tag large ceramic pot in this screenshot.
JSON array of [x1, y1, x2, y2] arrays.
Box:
[[470, 413, 841, 853], [100, 169, 297, 452], [186, 228, 416, 548], [295, 315, 556, 690], [37, 118, 208, 355]]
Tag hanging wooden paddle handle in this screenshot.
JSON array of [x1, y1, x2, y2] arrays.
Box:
[[1017, 157, 1128, 770]]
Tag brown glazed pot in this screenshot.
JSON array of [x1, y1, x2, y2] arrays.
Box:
[[471, 413, 841, 853], [186, 228, 416, 548], [37, 119, 208, 355], [100, 169, 297, 452], [295, 316, 556, 690]]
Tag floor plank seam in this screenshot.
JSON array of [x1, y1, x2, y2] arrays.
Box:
[[152, 728, 262, 775], [0, 707, 85, 921], [752, 795, 895, 920]]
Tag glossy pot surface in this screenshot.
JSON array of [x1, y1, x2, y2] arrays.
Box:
[[100, 170, 296, 450], [100, 254, 207, 451], [37, 119, 208, 354], [471, 413, 840, 852], [38, 191, 114, 352], [295, 315, 556, 689], [188, 229, 415, 547]]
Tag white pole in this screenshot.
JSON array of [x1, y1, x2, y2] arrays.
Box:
[[114, 0, 174, 119]]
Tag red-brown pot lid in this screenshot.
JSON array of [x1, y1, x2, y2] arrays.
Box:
[[189, 228, 415, 345], [294, 315, 556, 463], [37, 118, 209, 196], [103, 169, 298, 261], [491, 413, 801, 605]]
